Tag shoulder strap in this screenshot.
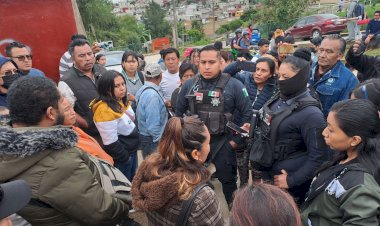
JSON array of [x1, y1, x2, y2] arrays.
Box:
[[215, 73, 231, 91], [137, 71, 145, 85], [237, 37, 243, 47], [186, 75, 201, 96], [139, 87, 172, 118], [176, 184, 209, 226]]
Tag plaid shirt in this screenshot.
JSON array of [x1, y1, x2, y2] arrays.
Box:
[[145, 186, 224, 226]]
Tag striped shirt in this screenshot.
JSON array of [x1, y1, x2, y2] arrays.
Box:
[[59, 51, 73, 78]]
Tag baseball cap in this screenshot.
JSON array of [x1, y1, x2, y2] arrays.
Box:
[[0, 180, 31, 219], [144, 63, 162, 78]]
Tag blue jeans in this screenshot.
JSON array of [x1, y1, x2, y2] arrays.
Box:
[[139, 134, 158, 158], [114, 152, 137, 181]]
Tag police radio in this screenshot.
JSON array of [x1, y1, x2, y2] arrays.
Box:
[[249, 110, 260, 138]]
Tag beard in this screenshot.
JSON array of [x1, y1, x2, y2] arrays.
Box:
[[55, 112, 65, 126]]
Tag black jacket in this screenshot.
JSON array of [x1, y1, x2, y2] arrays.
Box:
[[345, 47, 380, 82]]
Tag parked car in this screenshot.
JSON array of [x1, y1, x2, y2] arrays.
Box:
[[285, 14, 346, 39], [99, 51, 124, 72], [250, 28, 261, 45]]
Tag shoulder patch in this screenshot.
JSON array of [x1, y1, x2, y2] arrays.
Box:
[[242, 88, 249, 97]]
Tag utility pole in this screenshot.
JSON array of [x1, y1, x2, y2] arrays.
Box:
[[172, 0, 179, 48], [212, 0, 215, 33]]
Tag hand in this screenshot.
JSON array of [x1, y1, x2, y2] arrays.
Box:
[[364, 34, 374, 45], [352, 41, 361, 53], [274, 169, 289, 189], [229, 140, 238, 150], [91, 42, 102, 54], [165, 100, 172, 107], [241, 123, 250, 132]]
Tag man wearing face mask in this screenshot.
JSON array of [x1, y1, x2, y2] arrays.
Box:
[[0, 56, 22, 107], [249, 49, 328, 205]]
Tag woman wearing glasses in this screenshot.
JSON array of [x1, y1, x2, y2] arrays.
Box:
[[0, 56, 21, 107]]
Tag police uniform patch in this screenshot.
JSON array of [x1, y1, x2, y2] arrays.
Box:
[[211, 97, 221, 107], [242, 88, 249, 97], [195, 92, 203, 101]]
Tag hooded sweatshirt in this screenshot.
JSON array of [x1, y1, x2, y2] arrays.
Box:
[[0, 126, 129, 226], [131, 157, 224, 226]]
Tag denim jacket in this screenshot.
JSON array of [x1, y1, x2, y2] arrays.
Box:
[[135, 81, 168, 142], [309, 61, 358, 116]]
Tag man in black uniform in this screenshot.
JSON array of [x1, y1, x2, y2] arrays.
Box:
[[176, 45, 252, 205]]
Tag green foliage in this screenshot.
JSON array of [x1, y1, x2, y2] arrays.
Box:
[[215, 19, 244, 35], [230, 19, 244, 31], [216, 27, 228, 35], [191, 38, 211, 46], [77, 0, 148, 51], [240, 9, 258, 22], [186, 29, 203, 41], [142, 1, 171, 39], [257, 0, 317, 30], [77, 0, 119, 41]]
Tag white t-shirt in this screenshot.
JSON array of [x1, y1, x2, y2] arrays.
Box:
[[159, 70, 180, 101]]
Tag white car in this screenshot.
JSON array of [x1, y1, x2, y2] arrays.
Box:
[[100, 51, 124, 72]]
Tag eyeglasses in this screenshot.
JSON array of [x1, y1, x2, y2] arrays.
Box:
[[1, 69, 20, 77], [12, 55, 32, 61]]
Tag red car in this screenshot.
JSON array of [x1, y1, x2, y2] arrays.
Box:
[[285, 14, 346, 39]]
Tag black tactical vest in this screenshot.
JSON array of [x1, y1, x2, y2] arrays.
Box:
[[187, 73, 232, 135], [250, 92, 320, 167]]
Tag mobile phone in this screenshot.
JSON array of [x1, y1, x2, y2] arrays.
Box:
[[226, 121, 249, 137], [278, 44, 295, 55], [237, 61, 256, 72]]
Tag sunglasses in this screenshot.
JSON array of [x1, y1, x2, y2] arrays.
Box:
[[12, 55, 32, 61], [1, 69, 20, 77]]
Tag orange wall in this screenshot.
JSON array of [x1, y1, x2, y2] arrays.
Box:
[[0, 0, 78, 83]]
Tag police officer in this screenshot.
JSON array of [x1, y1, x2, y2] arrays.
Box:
[[176, 45, 252, 205], [249, 50, 329, 204]]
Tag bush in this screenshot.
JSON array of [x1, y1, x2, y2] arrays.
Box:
[[187, 29, 203, 41]]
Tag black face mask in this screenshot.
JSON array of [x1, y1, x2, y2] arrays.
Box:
[[278, 64, 310, 100], [2, 73, 22, 89]]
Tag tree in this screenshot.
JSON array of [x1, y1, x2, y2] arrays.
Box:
[[257, 0, 317, 30], [142, 1, 171, 39], [240, 9, 258, 22], [77, 0, 119, 41]]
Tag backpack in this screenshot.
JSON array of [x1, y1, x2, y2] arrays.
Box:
[[353, 3, 365, 19], [87, 154, 132, 202], [230, 37, 238, 49]]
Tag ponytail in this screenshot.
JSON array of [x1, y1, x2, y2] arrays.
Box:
[[145, 116, 210, 200]]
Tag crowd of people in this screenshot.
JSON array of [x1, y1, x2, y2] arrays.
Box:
[[0, 15, 380, 226]]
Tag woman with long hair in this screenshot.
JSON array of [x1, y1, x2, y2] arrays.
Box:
[[91, 70, 140, 180], [131, 116, 224, 226], [231, 183, 301, 226], [302, 99, 380, 226], [223, 57, 278, 187], [189, 48, 200, 68]]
